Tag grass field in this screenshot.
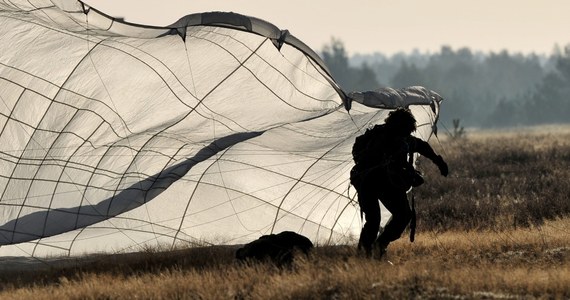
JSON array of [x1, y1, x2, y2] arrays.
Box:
[[1, 126, 569, 299]]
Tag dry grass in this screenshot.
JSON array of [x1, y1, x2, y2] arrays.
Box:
[[416, 125, 570, 231], [1, 220, 568, 299], [1, 126, 569, 299]]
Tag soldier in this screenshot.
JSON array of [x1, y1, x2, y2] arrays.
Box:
[[350, 108, 448, 257]]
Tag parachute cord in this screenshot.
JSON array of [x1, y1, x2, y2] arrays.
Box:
[[209, 118, 255, 233], [0, 13, 145, 258], [83, 13, 155, 251], [347, 109, 361, 131], [346, 109, 365, 227], [183, 40, 198, 98], [0, 79, 103, 257], [433, 123, 453, 158], [0, 96, 55, 259], [214, 149, 255, 233], [345, 111, 356, 200]]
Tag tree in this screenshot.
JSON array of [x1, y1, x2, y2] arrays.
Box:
[[390, 62, 425, 88], [523, 46, 570, 124], [321, 38, 380, 92]]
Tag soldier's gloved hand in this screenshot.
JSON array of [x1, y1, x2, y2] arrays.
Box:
[[435, 155, 448, 177]]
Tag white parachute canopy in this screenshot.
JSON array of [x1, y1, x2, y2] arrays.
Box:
[[0, 0, 441, 258]]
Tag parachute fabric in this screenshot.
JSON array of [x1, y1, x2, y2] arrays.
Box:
[[0, 0, 441, 258]]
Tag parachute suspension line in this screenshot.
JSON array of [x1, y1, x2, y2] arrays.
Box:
[[433, 135, 450, 168], [344, 95, 377, 204], [0, 92, 52, 246], [79, 1, 90, 15], [0, 94, 35, 251], [83, 14, 156, 250], [0, 38, 133, 256], [270, 136, 350, 234], [209, 116, 255, 233], [434, 116, 471, 161], [292, 161, 353, 231], [214, 149, 255, 233], [344, 103, 363, 201], [347, 109, 361, 131], [182, 37, 198, 98]]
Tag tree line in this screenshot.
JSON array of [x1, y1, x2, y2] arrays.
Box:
[[321, 39, 570, 128]]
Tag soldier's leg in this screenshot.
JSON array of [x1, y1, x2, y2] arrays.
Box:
[[357, 186, 381, 255], [376, 189, 412, 250]]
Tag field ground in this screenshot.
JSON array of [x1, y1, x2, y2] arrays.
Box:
[[0, 218, 568, 299], [0, 126, 569, 299]]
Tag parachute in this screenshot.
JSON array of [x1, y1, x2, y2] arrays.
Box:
[[0, 0, 441, 258]]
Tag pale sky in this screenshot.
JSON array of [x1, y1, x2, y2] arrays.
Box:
[[84, 0, 570, 56]]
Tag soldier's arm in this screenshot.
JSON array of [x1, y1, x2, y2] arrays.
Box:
[[408, 137, 448, 176]]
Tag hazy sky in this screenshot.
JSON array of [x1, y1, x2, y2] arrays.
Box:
[[84, 0, 570, 56]]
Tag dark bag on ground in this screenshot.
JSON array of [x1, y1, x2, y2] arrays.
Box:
[[235, 231, 313, 266]]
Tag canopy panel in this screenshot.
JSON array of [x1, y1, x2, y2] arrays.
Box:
[[0, 0, 440, 258]]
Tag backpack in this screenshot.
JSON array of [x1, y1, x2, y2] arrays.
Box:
[[351, 124, 424, 190], [352, 125, 382, 165]]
